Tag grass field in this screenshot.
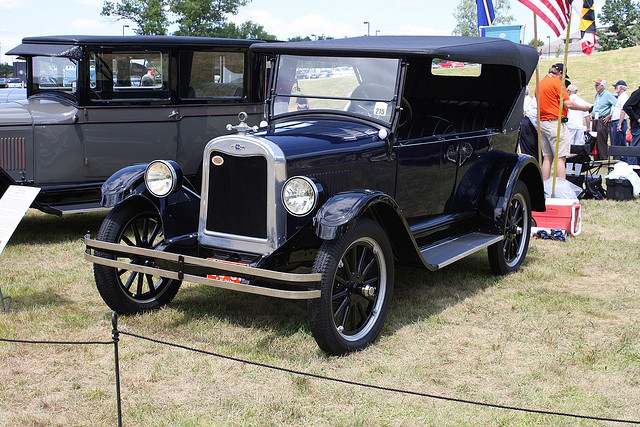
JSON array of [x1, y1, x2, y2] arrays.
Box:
[[1, 197, 639, 425]]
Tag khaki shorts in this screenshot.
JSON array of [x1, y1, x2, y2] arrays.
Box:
[[540, 120, 570, 157]]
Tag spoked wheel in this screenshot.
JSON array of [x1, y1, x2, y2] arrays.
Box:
[[93, 198, 182, 314], [488, 181, 532, 275], [308, 219, 394, 355]]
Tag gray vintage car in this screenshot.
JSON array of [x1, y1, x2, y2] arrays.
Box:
[[0, 35, 266, 214]]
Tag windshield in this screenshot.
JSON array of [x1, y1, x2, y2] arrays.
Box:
[[272, 55, 400, 125], [32, 56, 78, 93]]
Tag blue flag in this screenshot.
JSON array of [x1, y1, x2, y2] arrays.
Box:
[[477, 0, 496, 35]]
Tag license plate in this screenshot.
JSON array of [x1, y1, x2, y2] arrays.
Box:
[[207, 258, 248, 284]]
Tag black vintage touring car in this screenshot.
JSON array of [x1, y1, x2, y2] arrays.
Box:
[[85, 36, 544, 355]]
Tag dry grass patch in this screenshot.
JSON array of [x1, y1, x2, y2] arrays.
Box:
[[1, 201, 640, 425]]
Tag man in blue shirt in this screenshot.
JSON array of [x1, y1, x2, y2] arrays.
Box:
[[591, 78, 618, 160]]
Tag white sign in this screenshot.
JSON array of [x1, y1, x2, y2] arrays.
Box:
[[0, 186, 40, 255]]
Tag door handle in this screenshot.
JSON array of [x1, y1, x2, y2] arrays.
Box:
[[168, 110, 180, 119]]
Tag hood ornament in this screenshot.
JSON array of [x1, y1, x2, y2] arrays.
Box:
[[226, 112, 258, 135]]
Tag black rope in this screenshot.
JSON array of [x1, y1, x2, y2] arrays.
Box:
[[0, 338, 112, 345], [120, 330, 640, 424]]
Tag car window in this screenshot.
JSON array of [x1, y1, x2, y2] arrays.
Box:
[[32, 56, 78, 93], [90, 50, 169, 101], [272, 55, 400, 125], [181, 51, 245, 99]]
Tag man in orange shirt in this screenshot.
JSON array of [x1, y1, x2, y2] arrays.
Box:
[[537, 64, 591, 181]]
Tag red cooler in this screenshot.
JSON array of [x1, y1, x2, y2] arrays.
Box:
[[532, 198, 582, 236]]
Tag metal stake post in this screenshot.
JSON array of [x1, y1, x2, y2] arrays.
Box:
[[0, 285, 10, 311], [112, 312, 122, 427]]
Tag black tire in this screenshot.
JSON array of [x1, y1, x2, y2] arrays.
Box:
[[488, 181, 532, 275], [308, 219, 394, 355], [93, 198, 182, 314]]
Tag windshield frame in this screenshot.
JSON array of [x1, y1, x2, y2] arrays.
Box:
[[28, 55, 80, 99], [269, 54, 402, 127]]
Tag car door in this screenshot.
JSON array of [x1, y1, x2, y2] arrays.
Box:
[[82, 49, 178, 179]]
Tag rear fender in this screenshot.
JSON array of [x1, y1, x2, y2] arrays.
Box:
[[314, 191, 424, 267], [479, 153, 545, 233]]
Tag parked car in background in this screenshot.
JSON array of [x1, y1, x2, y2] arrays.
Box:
[[439, 60, 465, 68], [86, 35, 544, 355], [6, 77, 24, 87], [0, 78, 7, 88], [1, 35, 266, 214]]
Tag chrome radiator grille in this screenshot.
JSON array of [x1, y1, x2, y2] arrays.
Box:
[[205, 151, 268, 239]]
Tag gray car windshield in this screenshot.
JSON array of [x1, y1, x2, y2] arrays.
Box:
[[273, 55, 400, 125], [32, 56, 78, 93]]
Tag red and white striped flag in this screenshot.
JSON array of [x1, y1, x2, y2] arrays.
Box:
[[517, 0, 573, 37]]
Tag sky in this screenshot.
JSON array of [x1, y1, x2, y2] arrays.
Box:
[[0, 0, 598, 64]]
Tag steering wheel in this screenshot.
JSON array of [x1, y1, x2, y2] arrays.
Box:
[[399, 96, 413, 128]]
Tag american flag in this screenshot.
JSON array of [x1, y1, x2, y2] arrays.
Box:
[[517, 0, 573, 37]]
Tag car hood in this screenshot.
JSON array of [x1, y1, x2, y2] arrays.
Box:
[[258, 118, 384, 160], [0, 96, 78, 126]]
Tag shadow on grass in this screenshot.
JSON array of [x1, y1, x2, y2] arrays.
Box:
[[163, 250, 507, 344], [9, 211, 107, 245], [9, 291, 75, 311]]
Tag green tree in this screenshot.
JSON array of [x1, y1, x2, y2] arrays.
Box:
[[453, 0, 514, 36], [596, 0, 640, 51], [210, 20, 276, 39], [170, 0, 249, 36], [0, 64, 13, 78], [101, 0, 169, 35], [528, 38, 544, 47], [287, 36, 312, 42]]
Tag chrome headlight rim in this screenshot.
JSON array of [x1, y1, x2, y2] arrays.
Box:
[[281, 175, 319, 217], [145, 160, 180, 198]]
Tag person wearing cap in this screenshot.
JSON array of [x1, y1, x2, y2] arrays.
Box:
[[591, 78, 618, 160], [566, 84, 591, 146], [623, 85, 640, 165], [536, 63, 591, 181], [610, 80, 629, 159]]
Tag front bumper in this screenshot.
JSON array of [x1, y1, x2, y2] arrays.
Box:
[[84, 235, 321, 300]]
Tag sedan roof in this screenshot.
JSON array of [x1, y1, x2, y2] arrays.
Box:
[[7, 35, 265, 60], [251, 35, 539, 80]]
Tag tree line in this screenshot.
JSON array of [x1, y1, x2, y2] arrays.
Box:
[[90, 0, 640, 49]]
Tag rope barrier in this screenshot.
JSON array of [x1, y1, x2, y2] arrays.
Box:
[[2, 314, 639, 425], [120, 330, 640, 424]]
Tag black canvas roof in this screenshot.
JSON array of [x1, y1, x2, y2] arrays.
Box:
[[251, 35, 539, 80], [7, 35, 264, 60]]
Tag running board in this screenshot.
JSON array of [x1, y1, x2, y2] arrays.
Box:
[[420, 232, 503, 270]]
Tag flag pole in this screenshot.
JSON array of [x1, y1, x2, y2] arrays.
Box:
[[551, 9, 573, 198], [533, 13, 542, 164]]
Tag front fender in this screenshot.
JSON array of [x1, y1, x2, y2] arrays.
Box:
[[100, 164, 148, 208], [101, 163, 201, 240], [314, 190, 424, 267]]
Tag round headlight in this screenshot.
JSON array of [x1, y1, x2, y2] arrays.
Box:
[[145, 160, 180, 197], [282, 176, 319, 217]]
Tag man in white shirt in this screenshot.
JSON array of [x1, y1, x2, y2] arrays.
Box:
[[610, 80, 629, 158], [566, 85, 591, 145]]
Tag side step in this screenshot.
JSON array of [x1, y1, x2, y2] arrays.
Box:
[[420, 232, 503, 270], [47, 202, 110, 215]]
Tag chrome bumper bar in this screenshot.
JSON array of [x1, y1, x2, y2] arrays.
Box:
[[84, 236, 321, 300]]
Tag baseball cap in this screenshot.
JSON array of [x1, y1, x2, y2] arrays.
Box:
[[567, 84, 578, 92], [551, 63, 569, 78], [594, 78, 605, 86], [612, 80, 627, 87]]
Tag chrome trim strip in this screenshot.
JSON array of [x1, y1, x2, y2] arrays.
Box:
[[198, 134, 287, 255], [85, 236, 321, 290]]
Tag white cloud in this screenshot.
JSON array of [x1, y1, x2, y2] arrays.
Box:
[[73, 0, 103, 5], [393, 24, 451, 37], [71, 18, 107, 31], [0, 0, 26, 10]]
